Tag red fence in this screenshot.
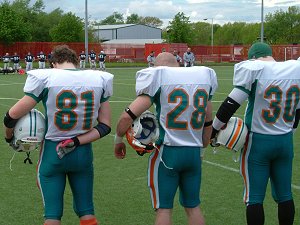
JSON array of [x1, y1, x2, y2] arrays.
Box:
[[0, 42, 102, 59], [1, 42, 300, 63]]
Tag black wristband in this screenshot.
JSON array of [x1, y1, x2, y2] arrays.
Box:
[[71, 136, 80, 147], [125, 107, 137, 120], [94, 122, 111, 138], [204, 120, 213, 127], [4, 111, 19, 128], [5, 136, 13, 143]]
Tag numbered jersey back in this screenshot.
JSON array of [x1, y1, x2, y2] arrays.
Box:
[[136, 66, 218, 147], [24, 69, 113, 141], [234, 60, 300, 134]]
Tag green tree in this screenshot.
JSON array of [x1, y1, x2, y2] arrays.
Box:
[[140, 16, 163, 27], [100, 12, 124, 24], [50, 12, 84, 42], [0, 1, 31, 44], [166, 12, 193, 44], [126, 13, 140, 24], [265, 6, 300, 44]]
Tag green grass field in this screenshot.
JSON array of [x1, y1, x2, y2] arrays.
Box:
[[0, 66, 299, 225]]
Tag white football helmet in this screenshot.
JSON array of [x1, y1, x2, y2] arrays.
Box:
[[215, 117, 248, 152], [13, 109, 46, 152], [126, 111, 159, 155]]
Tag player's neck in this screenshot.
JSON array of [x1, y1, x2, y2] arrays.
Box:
[[54, 62, 76, 69], [257, 56, 275, 61]]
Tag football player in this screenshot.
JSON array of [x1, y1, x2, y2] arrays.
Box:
[[147, 51, 155, 67], [89, 50, 97, 69], [98, 50, 106, 71], [79, 51, 86, 69], [183, 48, 195, 67], [4, 45, 113, 225], [211, 42, 300, 225], [114, 52, 217, 225], [37, 51, 46, 69], [25, 52, 34, 73], [11, 52, 20, 72], [173, 49, 182, 66], [2, 52, 10, 74]]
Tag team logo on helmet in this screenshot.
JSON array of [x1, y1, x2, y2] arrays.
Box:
[[126, 111, 159, 156], [215, 117, 248, 152], [13, 109, 46, 152]]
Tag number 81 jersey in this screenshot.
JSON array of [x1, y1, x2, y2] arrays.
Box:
[[24, 69, 113, 141], [135, 66, 218, 147], [233, 60, 300, 135]]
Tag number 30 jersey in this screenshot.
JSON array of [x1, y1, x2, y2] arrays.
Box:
[[234, 60, 300, 135], [136, 66, 218, 147], [24, 69, 113, 141]]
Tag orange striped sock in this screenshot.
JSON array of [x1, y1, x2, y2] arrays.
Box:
[[80, 218, 98, 225]]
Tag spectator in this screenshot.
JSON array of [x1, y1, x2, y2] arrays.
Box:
[[98, 50, 106, 71], [37, 51, 46, 69], [48, 52, 53, 68], [183, 48, 195, 67], [173, 50, 182, 66], [11, 52, 20, 72], [2, 53, 10, 75], [89, 50, 97, 69], [79, 51, 86, 69], [25, 52, 34, 73], [147, 51, 155, 67]]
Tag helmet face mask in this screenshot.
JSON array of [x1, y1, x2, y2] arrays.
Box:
[[13, 109, 46, 152], [215, 117, 248, 152], [126, 111, 159, 155]]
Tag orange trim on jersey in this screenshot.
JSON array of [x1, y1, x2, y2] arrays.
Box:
[[241, 134, 250, 203], [149, 149, 159, 208], [227, 119, 243, 149]]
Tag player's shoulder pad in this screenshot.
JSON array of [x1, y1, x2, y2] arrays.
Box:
[[234, 60, 265, 73], [27, 69, 51, 80]]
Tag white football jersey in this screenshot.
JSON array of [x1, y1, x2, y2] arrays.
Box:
[[24, 69, 113, 141], [234, 59, 300, 135], [136, 66, 218, 147]]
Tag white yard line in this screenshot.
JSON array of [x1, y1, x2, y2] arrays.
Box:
[[203, 160, 300, 190]]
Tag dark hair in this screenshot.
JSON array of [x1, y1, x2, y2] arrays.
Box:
[[50, 45, 79, 67]]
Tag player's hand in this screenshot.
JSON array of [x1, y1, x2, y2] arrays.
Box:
[[5, 136, 21, 152], [114, 143, 126, 159], [56, 137, 80, 159], [210, 127, 220, 148]]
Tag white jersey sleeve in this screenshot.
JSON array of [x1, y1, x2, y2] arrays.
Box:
[[100, 72, 113, 102], [233, 60, 263, 93], [209, 68, 218, 99], [24, 70, 49, 102], [136, 67, 161, 98]]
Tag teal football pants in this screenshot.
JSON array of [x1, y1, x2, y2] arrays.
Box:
[[240, 132, 293, 205], [37, 139, 95, 220]]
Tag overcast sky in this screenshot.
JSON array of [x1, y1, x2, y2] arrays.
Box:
[[9, 0, 300, 27]]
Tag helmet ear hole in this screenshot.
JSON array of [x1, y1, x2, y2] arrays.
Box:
[[13, 109, 46, 152], [216, 117, 248, 152], [126, 110, 159, 154]]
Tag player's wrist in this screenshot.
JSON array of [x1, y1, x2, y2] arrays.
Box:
[[114, 134, 123, 144]]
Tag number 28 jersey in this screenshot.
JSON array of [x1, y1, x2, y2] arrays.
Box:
[[24, 69, 113, 141], [136, 66, 218, 147], [234, 60, 300, 135]]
